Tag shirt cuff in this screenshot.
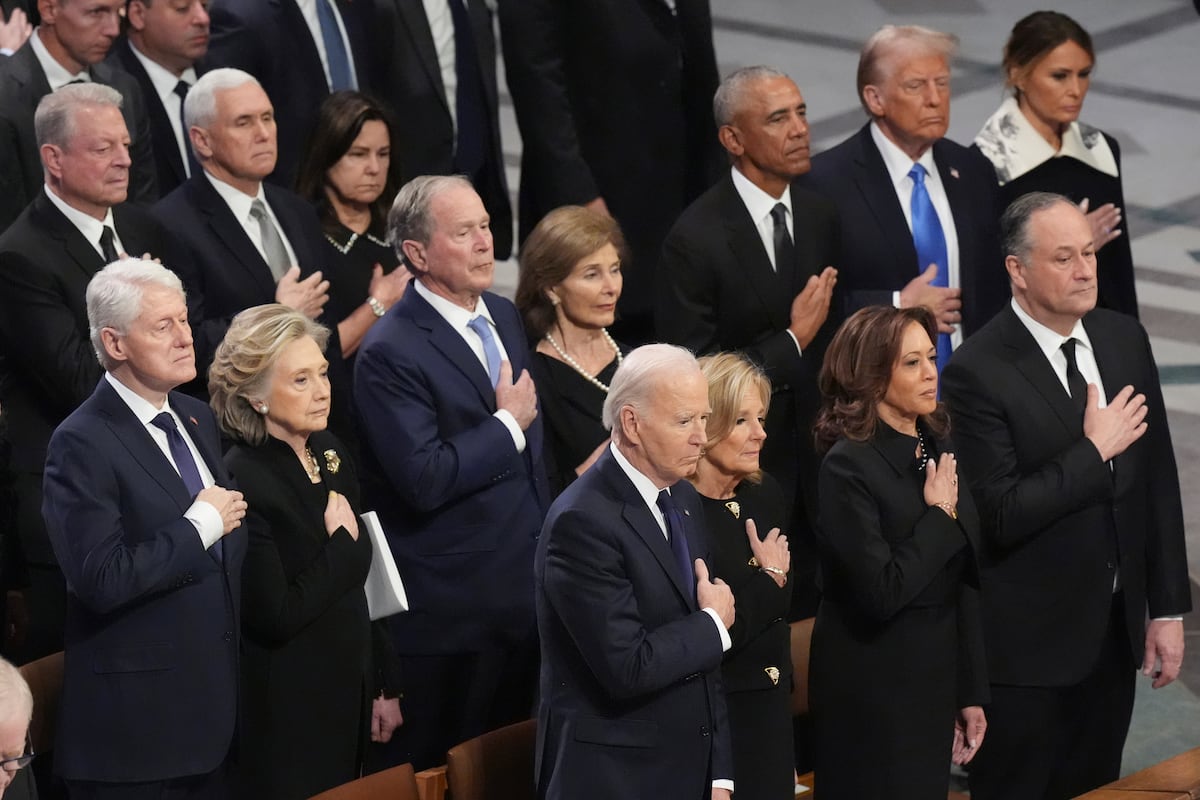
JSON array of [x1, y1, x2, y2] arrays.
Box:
[[702, 607, 732, 652], [892, 290, 902, 308], [494, 409, 527, 453], [0, 49, 13, 57], [712, 780, 735, 792], [785, 329, 803, 357], [1152, 616, 1184, 621], [185, 499, 225, 550]]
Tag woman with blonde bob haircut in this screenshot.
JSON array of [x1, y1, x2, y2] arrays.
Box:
[[689, 352, 793, 800], [209, 305, 401, 799]]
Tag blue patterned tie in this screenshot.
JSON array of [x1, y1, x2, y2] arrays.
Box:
[[909, 164, 952, 373], [467, 315, 502, 387], [151, 412, 222, 561], [657, 489, 695, 603], [316, 0, 356, 91]]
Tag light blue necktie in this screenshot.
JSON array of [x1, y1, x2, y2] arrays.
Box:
[[909, 164, 952, 373], [316, 0, 356, 91], [467, 315, 502, 388]]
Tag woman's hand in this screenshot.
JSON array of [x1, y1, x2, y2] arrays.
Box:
[[923, 451, 958, 515], [371, 694, 404, 742], [368, 262, 412, 309], [746, 518, 789, 588], [324, 491, 360, 540], [952, 705, 986, 765], [1078, 198, 1123, 251]]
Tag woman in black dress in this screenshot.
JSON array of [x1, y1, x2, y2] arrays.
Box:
[[689, 353, 793, 800], [975, 11, 1138, 317], [810, 306, 987, 798], [209, 305, 402, 799], [514, 206, 628, 496]]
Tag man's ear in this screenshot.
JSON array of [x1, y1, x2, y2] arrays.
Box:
[[717, 124, 743, 158], [1004, 254, 1026, 291], [401, 239, 427, 274], [99, 327, 126, 366], [862, 85, 885, 117]]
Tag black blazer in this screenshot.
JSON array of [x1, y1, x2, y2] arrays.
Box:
[[372, 0, 512, 257], [0, 42, 159, 232], [498, 0, 722, 322], [803, 123, 1008, 336], [942, 305, 1191, 686], [0, 191, 189, 560], [206, 0, 374, 189], [42, 381, 244, 782]]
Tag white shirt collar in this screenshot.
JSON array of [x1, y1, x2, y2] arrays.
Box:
[[609, 441, 670, 512], [1009, 296, 1093, 364], [43, 184, 119, 254], [203, 170, 266, 222], [730, 164, 791, 226], [974, 95, 1118, 185], [128, 40, 198, 95], [412, 274, 496, 328], [870, 120, 939, 191], [29, 27, 89, 89], [104, 371, 176, 424]]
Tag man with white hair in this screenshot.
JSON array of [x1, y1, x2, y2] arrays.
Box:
[[42, 258, 246, 797], [534, 343, 736, 800], [0, 656, 35, 799], [0, 83, 187, 665], [153, 67, 330, 378]]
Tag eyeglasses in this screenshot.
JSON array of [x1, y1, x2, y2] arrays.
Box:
[[0, 734, 34, 773]]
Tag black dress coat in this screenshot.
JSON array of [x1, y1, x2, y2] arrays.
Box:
[[0, 42, 158, 232], [810, 422, 987, 799], [802, 124, 1009, 336], [227, 430, 400, 800]]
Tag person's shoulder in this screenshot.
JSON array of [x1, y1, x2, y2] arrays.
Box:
[[808, 125, 867, 174], [672, 176, 730, 228]]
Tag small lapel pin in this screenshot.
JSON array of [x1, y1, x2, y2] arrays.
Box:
[[683, 509, 690, 516], [188, 416, 198, 426], [949, 167, 960, 180], [764, 666, 781, 686]]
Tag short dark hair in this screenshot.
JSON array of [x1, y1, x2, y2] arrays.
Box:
[[1000, 191, 1074, 262], [1003, 11, 1094, 97], [295, 91, 401, 234], [813, 305, 949, 452]]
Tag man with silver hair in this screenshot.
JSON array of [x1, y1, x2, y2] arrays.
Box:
[[153, 66, 330, 380], [0, 0, 157, 232], [0, 83, 187, 665], [0, 655, 35, 799], [355, 174, 548, 771], [42, 258, 246, 797], [535, 343, 735, 800], [804, 24, 1008, 370]]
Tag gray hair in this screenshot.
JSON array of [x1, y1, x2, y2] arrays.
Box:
[[87, 258, 186, 372], [1001, 191, 1076, 263], [0, 657, 32, 729], [856, 25, 958, 114], [386, 174, 475, 269], [602, 344, 699, 444], [713, 65, 789, 128], [34, 83, 124, 149], [184, 67, 263, 130]]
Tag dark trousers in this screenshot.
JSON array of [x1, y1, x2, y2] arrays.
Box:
[[65, 761, 233, 800], [365, 635, 538, 772], [968, 597, 1136, 800]]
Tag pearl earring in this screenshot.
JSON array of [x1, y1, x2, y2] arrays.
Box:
[[258, 403, 269, 415]]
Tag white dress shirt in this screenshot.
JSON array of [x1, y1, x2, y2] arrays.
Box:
[[294, 0, 359, 91], [29, 27, 89, 88], [871, 122, 963, 350], [1009, 298, 1106, 406], [128, 41, 198, 177], [203, 172, 299, 270], [43, 184, 126, 258], [411, 278, 526, 452]]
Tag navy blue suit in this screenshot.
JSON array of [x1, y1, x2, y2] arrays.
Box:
[[42, 380, 244, 784], [535, 450, 731, 799]]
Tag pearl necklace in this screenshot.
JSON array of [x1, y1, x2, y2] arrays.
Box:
[[915, 427, 931, 474], [324, 230, 390, 255], [544, 329, 622, 393]]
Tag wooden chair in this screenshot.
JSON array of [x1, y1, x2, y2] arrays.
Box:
[[17, 650, 64, 757], [446, 718, 536, 800], [1098, 746, 1200, 799], [307, 763, 421, 800]]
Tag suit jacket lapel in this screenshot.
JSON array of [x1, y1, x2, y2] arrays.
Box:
[[171, 396, 223, 482], [787, 182, 824, 298], [718, 178, 790, 332], [999, 307, 1081, 434], [405, 289, 495, 409], [264, 184, 309, 269], [191, 176, 278, 298], [32, 193, 104, 281], [853, 125, 919, 276], [933, 141, 975, 298], [1083, 313, 1132, 490], [116, 43, 187, 185], [396, 0, 449, 113], [95, 381, 193, 509]]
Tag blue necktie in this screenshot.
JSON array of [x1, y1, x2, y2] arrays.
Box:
[[657, 489, 695, 602], [316, 0, 356, 91], [467, 315, 502, 387], [909, 164, 952, 373], [151, 412, 222, 561]]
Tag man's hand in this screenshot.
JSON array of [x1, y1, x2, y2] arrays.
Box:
[[712, 789, 732, 800], [952, 705, 987, 765], [695, 558, 734, 629], [495, 361, 538, 430], [1143, 618, 1185, 689], [787, 266, 837, 349], [0, 8, 31, 53], [1079, 198, 1123, 251], [899, 264, 962, 334], [275, 266, 330, 319], [371, 694, 404, 742], [198, 486, 247, 534], [1084, 384, 1147, 462]]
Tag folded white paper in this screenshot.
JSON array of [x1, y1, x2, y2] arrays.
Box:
[[361, 511, 409, 620]]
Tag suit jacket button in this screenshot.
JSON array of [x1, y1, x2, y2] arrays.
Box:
[[699, 725, 710, 737], [223, 631, 233, 642]]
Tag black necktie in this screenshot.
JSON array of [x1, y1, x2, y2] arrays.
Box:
[[150, 412, 222, 560], [769, 202, 794, 274], [1061, 338, 1088, 418], [446, 0, 487, 178], [657, 489, 695, 601], [99, 226, 119, 262], [173, 80, 200, 178]]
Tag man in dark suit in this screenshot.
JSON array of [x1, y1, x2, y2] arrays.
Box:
[[107, 0, 210, 196], [498, 0, 723, 343], [205, 0, 373, 188], [803, 24, 1007, 358], [0, 0, 157, 232], [354, 175, 548, 771], [372, 0, 512, 257], [535, 343, 735, 799], [942, 193, 1191, 800], [153, 68, 329, 376], [657, 65, 838, 618], [0, 83, 188, 666], [42, 258, 246, 798]]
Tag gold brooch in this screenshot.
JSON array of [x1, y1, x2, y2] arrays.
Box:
[[724, 501, 740, 519], [747, 556, 759, 567], [323, 449, 341, 474], [764, 666, 780, 686]]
